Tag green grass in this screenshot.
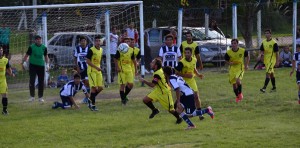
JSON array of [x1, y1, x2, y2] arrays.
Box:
[[1, 68, 300, 147]]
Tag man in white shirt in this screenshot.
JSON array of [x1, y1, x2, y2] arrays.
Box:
[[158, 34, 181, 68], [110, 26, 119, 82]]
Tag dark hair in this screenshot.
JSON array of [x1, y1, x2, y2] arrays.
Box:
[[165, 34, 174, 40], [163, 66, 174, 76], [73, 73, 81, 79], [153, 58, 162, 69], [185, 47, 192, 52], [95, 35, 101, 40], [264, 29, 272, 34], [231, 39, 239, 44], [185, 31, 192, 36], [79, 36, 87, 41], [34, 35, 42, 40], [297, 44, 300, 48]]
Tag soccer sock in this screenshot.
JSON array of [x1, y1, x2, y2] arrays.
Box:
[[2, 97, 7, 111], [271, 77, 276, 88], [86, 88, 90, 94], [171, 111, 180, 119], [144, 101, 156, 110], [234, 88, 239, 96], [263, 78, 270, 88], [238, 84, 242, 94], [124, 85, 132, 97], [120, 91, 126, 101], [90, 92, 97, 105], [192, 109, 208, 116], [180, 112, 194, 126]]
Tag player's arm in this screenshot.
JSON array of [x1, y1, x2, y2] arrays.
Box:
[[158, 47, 163, 61], [22, 46, 32, 64], [73, 48, 80, 73], [131, 51, 137, 75], [259, 43, 265, 61], [86, 49, 101, 71], [139, 74, 160, 88], [194, 68, 203, 79], [82, 84, 90, 99], [6, 61, 14, 77], [244, 50, 250, 70], [179, 44, 183, 55], [66, 85, 79, 109], [195, 46, 203, 70], [114, 50, 121, 72], [44, 47, 49, 70], [175, 62, 193, 78], [69, 96, 79, 109]]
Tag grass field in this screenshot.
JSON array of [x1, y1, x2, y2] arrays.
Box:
[[1, 67, 300, 147]]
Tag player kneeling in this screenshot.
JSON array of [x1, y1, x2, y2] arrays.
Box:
[[163, 66, 214, 130], [52, 74, 89, 109]]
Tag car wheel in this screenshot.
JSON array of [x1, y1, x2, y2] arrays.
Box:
[[48, 55, 58, 70]]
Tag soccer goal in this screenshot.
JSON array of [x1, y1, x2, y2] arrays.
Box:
[[0, 1, 144, 90]]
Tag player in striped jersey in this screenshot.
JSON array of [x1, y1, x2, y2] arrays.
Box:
[[289, 44, 300, 104], [163, 66, 214, 130], [158, 34, 182, 68], [52, 74, 89, 109], [74, 36, 90, 104]]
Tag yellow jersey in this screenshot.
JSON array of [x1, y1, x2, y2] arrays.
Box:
[[87, 46, 103, 73], [180, 41, 199, 58], [0, 57, 8, 79], [260, 39, 278, 64], [117, 47, 134, 72], [153, 68, 170, 94], [225, 47, 247, 71], [177, 57, 197, 80]]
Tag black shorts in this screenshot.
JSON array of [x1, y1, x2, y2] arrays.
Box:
[[180, 94, 195, 114], [80, 69, 88, 80], [60, 95, 73, 107], [296, 71, 300, 84]]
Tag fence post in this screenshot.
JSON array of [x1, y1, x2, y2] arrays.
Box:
[[205, 9, 209, 39], [293, 0, 297, 53], [177, 8, 183, 47], [232, 3, 237, 39], [257, 10, 261, 47], [105, 10, 111, 84]]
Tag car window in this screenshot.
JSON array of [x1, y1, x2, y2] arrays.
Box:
[[198, 28, 225, 39], [56, 34, 73, 46], [200, 47, 210, 52], [148, 29, 160, 42], [49, 35, 61, 46], [75, 35, 93, 46], [182, 29, 205, 41]]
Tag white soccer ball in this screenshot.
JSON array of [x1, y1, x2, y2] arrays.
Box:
[[118, 43, 129, 53]]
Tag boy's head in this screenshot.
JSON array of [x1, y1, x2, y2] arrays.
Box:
[[297, 44, 300, 52], [73, 73, 81, 85], [61, 69, 67, 75]]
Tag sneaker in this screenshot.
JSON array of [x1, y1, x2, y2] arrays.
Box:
[[260, 88, 266, 93], [28, 97, 35, 102], [270, 87, 276, 92], [91, 106, 99, 111], [199, 115, 205, 120], [121, 99, 127, 105], [185, 125, 196, 130], [207, 106, 214, 119], [81, 98, 88, 104], [235, 96, 240, 103], [2, 110, 8, 115], [87, 103, 93, 111], [238, 93, 243, 101], [38, 98, 44, 103], [52, 102, 59, 109], [176, 118, 183, 124], [149, 109, 160, 119]]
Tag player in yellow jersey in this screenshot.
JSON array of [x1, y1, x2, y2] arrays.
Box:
[[129, 37, 141, 78], [259, 29, 279, 93], [0, 46, 14, 115], [175, 47, 204, 120], [224, 39, 250, 103], [180, 31, 203, 70], [114, 37, 137, 105], [86, 35, 103, 111], [139, 58, 182, 124]]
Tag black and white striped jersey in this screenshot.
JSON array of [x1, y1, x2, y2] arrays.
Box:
[[169, 74, 193, 96], [74, 45, 89, 70], [60, 80, 87, 97], [159, 45, 181, 68]]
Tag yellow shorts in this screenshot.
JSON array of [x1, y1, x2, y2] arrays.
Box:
[[88, 71, 103, 87], [265, 62, 275, 74], [147, 90, 175, 111], [185, 78, 198, 92], [0, 79, 8, 94], [118, 70, 134, 85], [229, 70, 244, 85]]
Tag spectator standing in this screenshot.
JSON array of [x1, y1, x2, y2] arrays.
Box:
[[109, 26, 119, 82]]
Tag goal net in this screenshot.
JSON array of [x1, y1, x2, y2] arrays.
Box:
[[0, 1, 143, 90]]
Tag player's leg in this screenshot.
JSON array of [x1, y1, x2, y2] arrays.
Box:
[[178, 95, 195, 129], [36, 65, 45, 102], [270, 72, 276, 92], [88, 72, 98, 111], [1, 93, 8, 115], [81, 70, 90, 104], [236, 78, 243, 101], [53, 96, 68, 109], [29, 64, 37, 101], [124, 71, 134, 102], [90, 73, 104, 111], [158, 91, 182, 123], [188, 79, 203, 120], [297, 71, 300, 104], [261, 63, 273, 92], [144, 92, 159, 119], [118, 72, 127, 105]]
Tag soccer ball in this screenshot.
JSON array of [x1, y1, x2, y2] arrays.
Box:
[[118, 43, 129, 53]]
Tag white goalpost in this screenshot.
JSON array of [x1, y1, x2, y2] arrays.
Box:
[[0, 1, 144, 89]]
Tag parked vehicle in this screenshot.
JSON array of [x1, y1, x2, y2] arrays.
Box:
[[47, 32, 105, 69]]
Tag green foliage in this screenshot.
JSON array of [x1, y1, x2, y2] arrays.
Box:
[[1, 68, 300, 147]]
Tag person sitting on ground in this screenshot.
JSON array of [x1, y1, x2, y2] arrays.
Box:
[[279, 46, 292, 67], [57, 68, 69, 88]]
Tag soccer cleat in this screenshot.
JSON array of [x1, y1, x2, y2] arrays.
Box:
[[238, 93, 244, 101], [38, 98, 45, 103], [176, 118, 183, 124], [81, 98, 88, 104], [91, 106, 99, 111], [2, 110, 8, 115], [149, 109, 160, 119], [207, 106, 214, 119], [270, 87, 276, 92], [235, 96, 241, 103], [28, 97, 35, 102], [199, 115, 205, 120], [260, 88, 266, 93], [52, 102, 59, 109], [185, 125, 196, 130], [121, 99, 127, 105]]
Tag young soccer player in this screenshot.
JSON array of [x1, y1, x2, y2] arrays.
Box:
[[224, 39, 250, 103], [175, 47, 204, 120], [0, 46, 14, 115], [163, 66, 214, 130], [259, 29, 279, 93], [289, 44, 300, 104], [129, 37, 141, 78], [139, 58, 182, 124], [158, 34, 181, 68], [86, 35, 104, 111], [52, 74, 89, 109], [114, 37, 137, 105]]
